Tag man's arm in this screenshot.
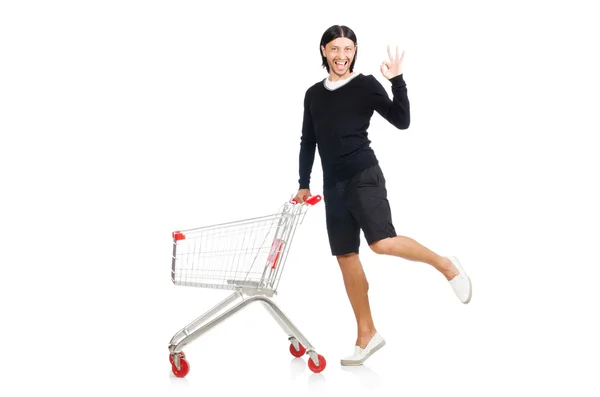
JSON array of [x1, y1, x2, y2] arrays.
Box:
[[298, 89, 317, 190], [369, 74, 410, 130], [371, 45, 410, 129]]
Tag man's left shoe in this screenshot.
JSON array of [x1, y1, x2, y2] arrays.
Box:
[[340, 332, 386, 366], [447, 256, 472, 304]]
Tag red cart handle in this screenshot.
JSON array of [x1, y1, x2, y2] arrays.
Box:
[[291, 194, 322, 205]]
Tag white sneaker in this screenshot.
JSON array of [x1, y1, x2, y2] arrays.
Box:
[[447, 256, 472, 304], [340, 332, 386, 366]]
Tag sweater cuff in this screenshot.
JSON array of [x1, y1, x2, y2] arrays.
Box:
[[389, 74, 406, 87]]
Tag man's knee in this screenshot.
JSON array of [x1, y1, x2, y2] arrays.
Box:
[[336, 252, 358, 264], [336, 253, 369, 290], [370, 238, 393, 255]]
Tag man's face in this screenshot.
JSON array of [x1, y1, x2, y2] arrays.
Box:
[[321, 37, 356, 78]]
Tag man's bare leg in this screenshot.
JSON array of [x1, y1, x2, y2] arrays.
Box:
[[369, 235, 458, 280], [337, 253, 377, 348]]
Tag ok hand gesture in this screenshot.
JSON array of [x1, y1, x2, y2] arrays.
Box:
[[380, 45, 405, 80]]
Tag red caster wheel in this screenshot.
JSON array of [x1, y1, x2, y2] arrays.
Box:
[[169, 351, 185, 365], [171, 357, 190, 378], [289, 342, 306, 358], [308, 354, 326, 373]]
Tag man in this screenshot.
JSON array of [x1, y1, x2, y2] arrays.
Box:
[[293, 25, 472, 366]]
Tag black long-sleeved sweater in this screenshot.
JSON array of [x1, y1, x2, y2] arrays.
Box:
[[298, 73, 410, 190]]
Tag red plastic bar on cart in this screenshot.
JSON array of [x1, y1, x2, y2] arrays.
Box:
[[268, 239, 284, 269], [173, 231, 186, 241]]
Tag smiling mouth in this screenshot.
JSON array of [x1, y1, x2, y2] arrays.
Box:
[[335, 60, 348, 67]]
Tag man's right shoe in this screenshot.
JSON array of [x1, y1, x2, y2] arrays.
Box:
[[340, 332, 386, 366]]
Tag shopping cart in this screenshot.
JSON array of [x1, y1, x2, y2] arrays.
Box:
[[168, 194, 326, 378]]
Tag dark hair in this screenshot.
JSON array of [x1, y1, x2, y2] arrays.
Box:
[[320, 25, 358, 73]]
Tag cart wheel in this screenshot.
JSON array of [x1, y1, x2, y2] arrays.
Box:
[[169, 351, 185, 365], [172, 357, 190, 378], [289, 342, 306, 357], [308, 354, 326, 373]]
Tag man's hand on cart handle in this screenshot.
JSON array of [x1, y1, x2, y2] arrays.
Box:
[[292, 189, 322, 205], [293, 189, 311, 204]]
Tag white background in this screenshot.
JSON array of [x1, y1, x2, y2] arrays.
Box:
[[1, 0, 599, 396]]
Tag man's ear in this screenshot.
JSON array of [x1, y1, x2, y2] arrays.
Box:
[[321, 45, 326, 57]]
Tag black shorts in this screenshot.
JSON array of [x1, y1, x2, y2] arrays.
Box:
[[323, 164, 396, 256]]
